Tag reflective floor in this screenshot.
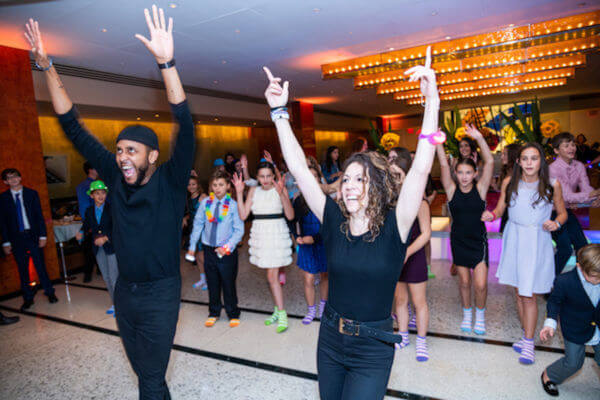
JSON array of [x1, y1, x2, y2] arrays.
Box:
[[0, 248, 598, 399]]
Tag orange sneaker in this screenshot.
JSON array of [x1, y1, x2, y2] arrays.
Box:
[[205, 317, 218, 327], [229, 319, 240, 328]]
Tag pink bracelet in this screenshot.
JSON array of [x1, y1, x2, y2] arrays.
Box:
[[418, 130, 446, 145]]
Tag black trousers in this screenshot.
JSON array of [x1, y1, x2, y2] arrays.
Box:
[[82, 233, 97, 280], [317, 306, 395, 400], [114, 275, 181, 400], [551, 210, 588, 275], [204, 246, 240, 319], [12, 231, 54, 301]]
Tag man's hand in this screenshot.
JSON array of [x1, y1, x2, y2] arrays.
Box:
[[38, 238, 47, 248], [24, 19, 50, 68], [216, 247, 227, 257], [539, 326, 555, 342], [75, 232, 83, 242], [135, 5, 174, 64], [3, 245, 11, 256]]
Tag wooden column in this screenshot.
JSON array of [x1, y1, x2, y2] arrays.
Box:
[[0, 45, 60, 296], [290, 101, 316, 158]]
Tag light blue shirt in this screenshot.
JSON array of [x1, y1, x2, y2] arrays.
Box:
[[544, 267, 600, 345], [188, 195, 244, 251], [95, 204, 105, 224]]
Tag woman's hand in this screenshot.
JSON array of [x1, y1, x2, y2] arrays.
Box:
[[135, 5, 174, 64], [404, 46, 438, 100], [465, 124, 483, 140], [274, 175, 286, 196], [301, 236, 314, 245], [263, 150, 274, 165], [263, 67, 289, 108], [543, 220, 560, 232], [296, 237, 304, 245], [481, 210, 495, 222], [232, 172, 245, 194], [240, 154, 248, 169], [24, 19, 50, 68]]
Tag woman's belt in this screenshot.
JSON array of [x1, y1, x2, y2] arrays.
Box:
[[323, 305, 402, 344], [253, 213, 285, 220]]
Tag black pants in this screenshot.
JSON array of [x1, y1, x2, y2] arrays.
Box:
[[551, 210, 588, 275], [114, 275, 181, 400], [204, 246, 240, 319], [12, 231, 54, 301], [82, 233, 97, 280], [317, 306, 394, 400]]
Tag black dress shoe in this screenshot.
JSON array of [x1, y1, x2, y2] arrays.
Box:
[[21, 299, 34, 311], [0, 312, 19, 325], [48, 293, 58, 303], [541, 372, 559, 396]]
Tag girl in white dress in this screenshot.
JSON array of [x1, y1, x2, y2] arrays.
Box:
[[482, 142, 567, 365], [233, 161, 294, 333]]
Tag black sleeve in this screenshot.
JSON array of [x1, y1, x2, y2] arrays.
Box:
[[164, 101, 195, 190], [82, 207, 92, 235], [58, 107, 119, 185], [546, 275, 566, 321], [32, 191, 47, 237]]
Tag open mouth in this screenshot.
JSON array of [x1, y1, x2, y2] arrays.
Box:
[[121, 164, 135, 179], [346, 195, 358, 201]]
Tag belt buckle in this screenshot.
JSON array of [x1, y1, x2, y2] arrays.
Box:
[[338, 317, 359, 336]]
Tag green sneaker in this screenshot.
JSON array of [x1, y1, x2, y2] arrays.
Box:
[[265, 306, 279, 326], [276, 309, 288, 333]]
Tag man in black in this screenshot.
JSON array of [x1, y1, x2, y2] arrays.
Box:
[[26, 6, 193, 399]]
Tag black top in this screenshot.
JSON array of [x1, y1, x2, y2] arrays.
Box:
[[448, 185, 486, 238], [547, 269, 600, 344], [320, 196, 406, 322], [58, 101, 195, 282], [82, 202, 115, 255]]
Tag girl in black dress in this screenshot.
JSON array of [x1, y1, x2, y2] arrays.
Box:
[[436, 125, 494, 335], [263, 46, 442, 399]]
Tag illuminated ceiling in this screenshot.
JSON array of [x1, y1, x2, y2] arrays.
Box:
[[321, 11, 599, 107]]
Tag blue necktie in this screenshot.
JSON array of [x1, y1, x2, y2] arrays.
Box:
[[15, 193, 25, 232], [209, 201, 220, 247]]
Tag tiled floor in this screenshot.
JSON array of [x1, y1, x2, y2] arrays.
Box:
[[0, 250, 598, 400]]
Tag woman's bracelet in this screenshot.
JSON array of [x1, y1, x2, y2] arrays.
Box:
[[554, 220, 561, 229], [35, 57, 53, 71], [490, 211, 497, 221], [271, 107, 289, 121], [418, 130, 446, 145]]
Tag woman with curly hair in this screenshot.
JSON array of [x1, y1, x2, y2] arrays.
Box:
[[262, 45, 442, 399]]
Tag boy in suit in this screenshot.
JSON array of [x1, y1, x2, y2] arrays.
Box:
[[76, 180, 118, 314], [1, 168, 57, 310], [540, 243, 600, 396]]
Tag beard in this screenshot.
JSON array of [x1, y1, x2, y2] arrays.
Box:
[[133, 162, 149, 186]]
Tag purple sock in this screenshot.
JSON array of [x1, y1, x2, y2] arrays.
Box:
[[416, 335, 429, 362], [302, 305, 316, 325], [395, 331, 409, 350], [518, 337, 535, 365], [318, 300, 326, 319]]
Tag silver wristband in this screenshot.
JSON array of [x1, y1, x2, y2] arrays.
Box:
[[271, 111, 290, 121]]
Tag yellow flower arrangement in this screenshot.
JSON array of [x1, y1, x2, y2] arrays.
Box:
[[540, 120, 561, 138], [380, 132, 400, 151], [455, 127, 467, 141]]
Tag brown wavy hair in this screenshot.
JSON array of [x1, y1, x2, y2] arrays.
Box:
[[337, 151, 399, 242], [505, 142, 553, 208]]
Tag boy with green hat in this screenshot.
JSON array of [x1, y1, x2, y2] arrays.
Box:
[[76, 180, 118, 315]]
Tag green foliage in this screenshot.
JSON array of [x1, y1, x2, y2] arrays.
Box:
[[440, 107, 461, 158]]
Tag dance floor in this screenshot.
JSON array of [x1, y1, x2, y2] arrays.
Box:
[[1, 246, 598, 399]]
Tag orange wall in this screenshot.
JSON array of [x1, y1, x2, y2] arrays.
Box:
[[0, 46, 59, 296]]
